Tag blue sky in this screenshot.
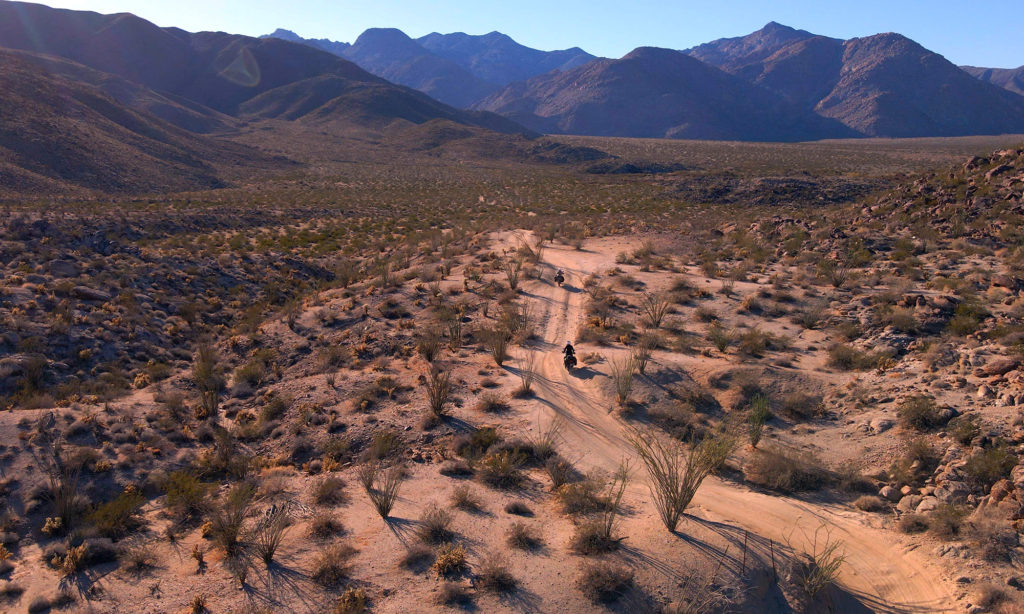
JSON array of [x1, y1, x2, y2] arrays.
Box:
[[43, 0, 1024, 68]]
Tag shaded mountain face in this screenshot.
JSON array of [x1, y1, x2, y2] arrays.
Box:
[[0, 1, 529, 133], [0, 49, 271, 193], [688, 23, 1024, 138], [416, 31, 595, 86], [339, 28, 498, 108], [474, 47, 856, 141], [962, 65, 1024, 97]]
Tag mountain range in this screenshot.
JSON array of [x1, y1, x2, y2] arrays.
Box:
[[267, 21, 1024, 140], [1, 0, 1023, 195]]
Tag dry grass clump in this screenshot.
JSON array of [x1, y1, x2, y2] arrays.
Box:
[[310, 512, 345, 539], [357, 463, 403, 519], [897, 513, 929, 534], [896, 395, 947, 431], [743, 445, 831, 493], [416, 504, 455, 544], [477, 552, 518, 593], [474, 392, 509, 413], [313, 476, 348, 506], [506, 521, 542, 550], [577, 561, 634, 604], [435, 582, 473, 607], [853, 495, 886, 512], [504, 501, 533, 516], [449, 484, 483, 512], [312, 543, 358, 587]]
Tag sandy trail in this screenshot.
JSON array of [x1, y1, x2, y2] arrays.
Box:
[[511, 233, 956, 613]]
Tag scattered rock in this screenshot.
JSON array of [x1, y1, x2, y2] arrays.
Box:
[[72, 286, 111, 302]]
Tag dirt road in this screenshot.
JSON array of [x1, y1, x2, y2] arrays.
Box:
[[510, 233, 957, 613]]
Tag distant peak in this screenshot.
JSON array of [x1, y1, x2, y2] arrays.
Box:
[[762, 21, 792, 31]]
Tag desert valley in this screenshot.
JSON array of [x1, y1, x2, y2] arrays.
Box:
[[1, 1, 1024, 613]]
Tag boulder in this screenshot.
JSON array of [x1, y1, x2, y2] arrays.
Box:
[[47, 259, 79, 278], [933, 481, 971, 505], [977, 357, 1021, 377], [990, 479, 1014, 504], [897, 494, 923, 512], [879, 485, 900, 501], [915, 496, 939, 513], [72, 286, 111, 302], [870, 417, 895, 434]]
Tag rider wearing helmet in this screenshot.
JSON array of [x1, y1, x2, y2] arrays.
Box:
[[563, 341, 575, 358]]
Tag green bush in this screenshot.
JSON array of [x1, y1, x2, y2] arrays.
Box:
[[88, 490, 145, 538], [164, 472, 210, 519], [897, 395, 946, 431], [962, 444, 1017, 492]]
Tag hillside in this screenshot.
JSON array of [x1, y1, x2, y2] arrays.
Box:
[[474, 46, 856, 141], [0, 50, 277, 194], [963, 65, 1024, 97]]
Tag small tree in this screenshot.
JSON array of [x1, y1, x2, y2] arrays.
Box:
[[192, 344, 225, 421], [426, 368, 452, 417], [640, 293, 671, 329], [609, 356, 636, 407], [747, 393, 771, 449], [628, 428, 736, 532], [501, 254, 525, 291], [515, 351, 537, 397]]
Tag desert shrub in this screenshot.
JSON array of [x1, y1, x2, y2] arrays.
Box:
[[889, 438, 940, 485], [209, 482, 255, 556], [897, 395, 946, 431], [474, 392, 508, 413], [853, 495, 886, 512], [484, 327, 511, 366], [164, 471, 210, 520], [364, 430, 402, 461], [577, 562, 633, 604], [544, 457, 576, 490], [439, 460, 473, 477], [449, 485, 482, 512], [192, 345, 225, 420], [609, 356, 636, 406], [929, 504, 969, 540], [433, 543, 467, 577], [119, 541, 158, 574], [252, 503, 290, 565], [570, 464, 628, 554], [557, 477, 607, 516], [640, 293, 671, 329], [454, 426, 499, 460], [962, 444, 1017, 492], [506, 521, 542, 550], [975, 583, 1010, 611], [967, 515, 1020, 562], [477, 552, 517, 593], [416, 329, 443, 363], [898, 513, 929, 534], [425, 368, 452, 417], [789, 525, 846, 600], [743, 446, 831, 493], [313, 476, 348, 506], [357, 463, 403, 519], [827, 344, 883, 370], [629, 429, 735, 531], [478, 450, 525, 489], [514, 352, 537, 397], [309, 512, 344, 539], [707, 322, 732, 352], [947, 415, 981, 446], [417, 504, 454, 544], [504, 501, 532, 516], [333, 587, 368, 614], [435, 582, 473, 607], [312, 543, 358, 587], [88, 489, 145, 538], [779, 392, 822, 421]]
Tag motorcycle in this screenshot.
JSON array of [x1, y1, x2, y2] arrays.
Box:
[[563, 353, 577, 370], [554, 271, 565, 287]]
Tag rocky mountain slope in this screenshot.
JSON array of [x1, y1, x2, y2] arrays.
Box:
[[963, 65, 1024, 97], [474, 46, 856, 141], [686, 22, 1024, 138]]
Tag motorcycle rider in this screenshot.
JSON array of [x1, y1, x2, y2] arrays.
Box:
[[562, 341, 575, 359]]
